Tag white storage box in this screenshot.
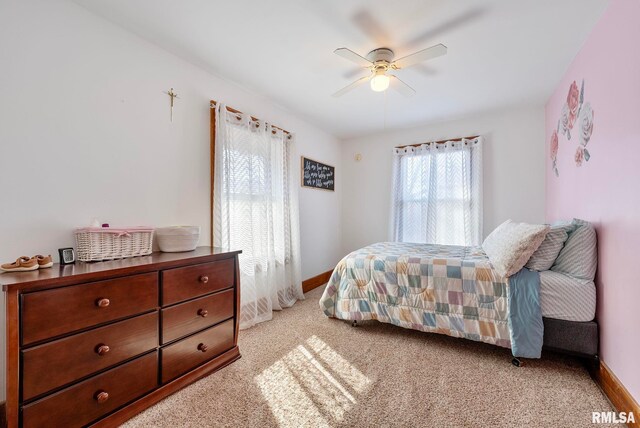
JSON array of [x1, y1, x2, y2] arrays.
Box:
[[75, 226, 154, 262], [156, 226, 200, 252]]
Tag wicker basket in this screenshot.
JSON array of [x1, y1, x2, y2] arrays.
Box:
[[156, 226, 200, 252], [75, 226, 154, 262]]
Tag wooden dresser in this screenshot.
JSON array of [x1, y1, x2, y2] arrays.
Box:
[[1, 247, 241, 428]]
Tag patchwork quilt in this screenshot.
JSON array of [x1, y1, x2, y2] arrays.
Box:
[[319, 242, 543, 357]]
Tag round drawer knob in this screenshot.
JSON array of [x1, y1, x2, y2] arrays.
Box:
[[95, 344, 110, 356], [94, 390, 109, 404], [199, 275, 209, 284], [96, 298, 110, 308], [197, 343, 209, 353], [197, 309, 209, 318]]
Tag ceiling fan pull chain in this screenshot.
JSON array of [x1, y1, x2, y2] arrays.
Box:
[[384, 89, 388, 131]]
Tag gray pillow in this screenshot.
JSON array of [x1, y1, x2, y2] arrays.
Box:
[[525, 223, 575, 271], [551, 219, 597, 280]]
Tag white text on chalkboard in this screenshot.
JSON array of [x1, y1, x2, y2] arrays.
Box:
[[301, 157, 335, 191]]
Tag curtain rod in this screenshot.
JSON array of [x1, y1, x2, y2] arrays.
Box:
[[395, 135, 480, 149], [210, 100, 292, 136]]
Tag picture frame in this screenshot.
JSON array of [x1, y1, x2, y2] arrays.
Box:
[[301, 156, 335, 191]]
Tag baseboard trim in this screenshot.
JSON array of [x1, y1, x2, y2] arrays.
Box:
[[302, 270, 333, 293], [0, 401, 6, 428], [594, 361, 639, 427]]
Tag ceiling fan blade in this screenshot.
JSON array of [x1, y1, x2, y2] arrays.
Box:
[[411, 63, 438, 77], [343, 67, 369, 80], [392, 44, 447, 69], [332, 75, 371, 98], [351, 9, 392, 46], [389, 75, 416, 97], [334, 48, 372, 67], [403, 8, 485, 50]]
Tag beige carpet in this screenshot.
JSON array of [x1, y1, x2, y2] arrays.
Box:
[[124, 286, 617, 427]]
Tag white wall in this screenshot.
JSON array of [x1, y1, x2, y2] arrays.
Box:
[[340, 106, 546, 254], [0, 0, 342, 401]]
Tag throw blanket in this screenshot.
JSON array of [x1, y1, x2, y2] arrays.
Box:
[[507, 267, 543, 358], [319, 242, 543, 358]]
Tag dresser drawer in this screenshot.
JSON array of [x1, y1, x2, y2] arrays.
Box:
[[162, 288, 234, 344], [161, 319, 234, 383], [22, 311, 158, 401], [162, 259, 235, 305], [22, 351, 158, 428], [21, 272, 158, 345]]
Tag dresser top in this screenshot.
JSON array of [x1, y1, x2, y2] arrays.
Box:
[[1, 247, 241, 292]]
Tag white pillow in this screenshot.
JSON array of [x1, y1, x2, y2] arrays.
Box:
[[482, 220, 550, 278]]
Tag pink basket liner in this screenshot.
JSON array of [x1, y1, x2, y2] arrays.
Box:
[[75, 226, 155, 234]]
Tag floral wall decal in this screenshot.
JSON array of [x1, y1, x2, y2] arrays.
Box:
[[550, 129, 559, 176], [551, 79, 594, 176], [566, 81, 580, 131], [576, 101, 594, 165]]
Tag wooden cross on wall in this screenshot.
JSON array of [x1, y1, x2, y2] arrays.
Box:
[[164, 88, 180, 122]]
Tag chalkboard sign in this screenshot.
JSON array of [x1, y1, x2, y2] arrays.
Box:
[[301, 157, 335, 191]]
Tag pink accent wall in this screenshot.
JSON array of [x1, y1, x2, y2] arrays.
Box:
[[545, 0, 640, 402]]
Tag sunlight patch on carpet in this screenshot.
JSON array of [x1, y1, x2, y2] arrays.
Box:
[[306, 335, 371, 393], [254, 337, 371, 426]]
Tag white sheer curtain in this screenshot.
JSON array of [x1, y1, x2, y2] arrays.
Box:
[[213, 103, 303, 329], [389, 137, 483, 246]]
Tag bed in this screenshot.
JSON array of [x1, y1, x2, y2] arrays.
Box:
[[540, 271, 598, 358], [319, 219, 598, 361]]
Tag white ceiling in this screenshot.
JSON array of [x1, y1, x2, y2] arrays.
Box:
[[74, 0, 608, 139]]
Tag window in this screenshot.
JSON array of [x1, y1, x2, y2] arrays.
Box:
[[390, 138, 482, 246]]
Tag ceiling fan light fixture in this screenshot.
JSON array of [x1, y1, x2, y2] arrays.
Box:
[[370, 72, 390, 92], [333, 43, 446, 97]]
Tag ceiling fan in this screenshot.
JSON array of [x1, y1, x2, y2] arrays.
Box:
[[332, 43, 447, 97]]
